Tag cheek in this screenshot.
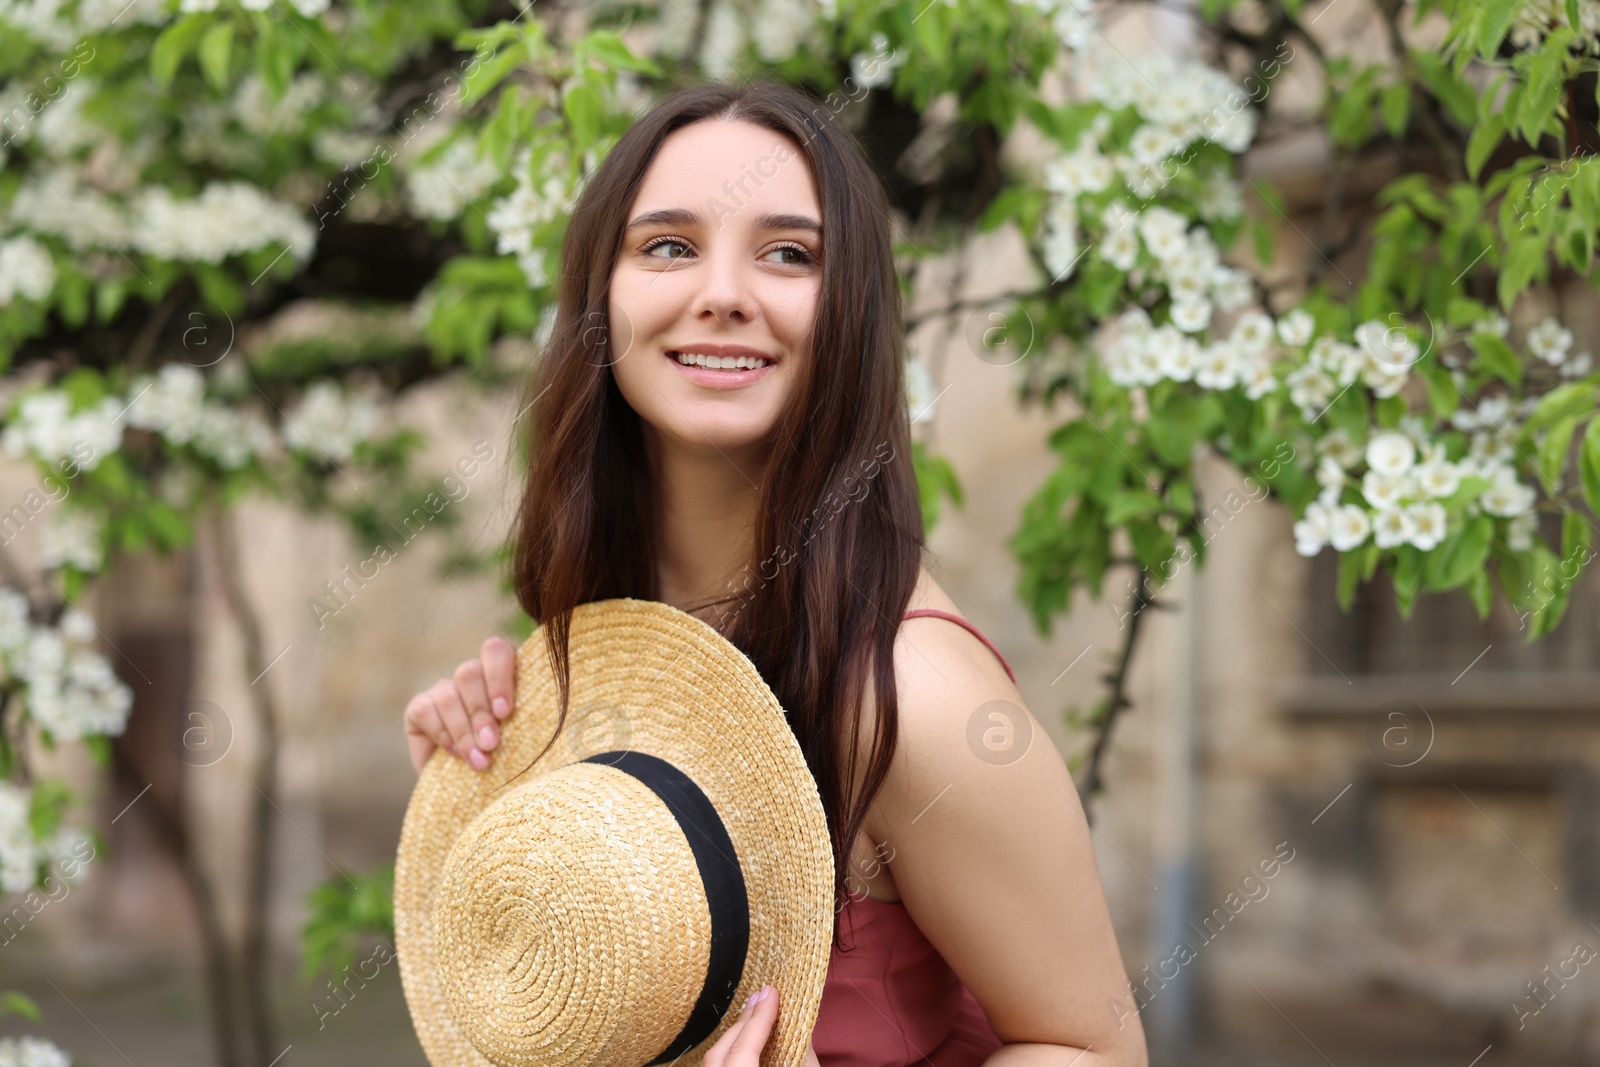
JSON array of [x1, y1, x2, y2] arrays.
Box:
[[773, 283, 820, 351]]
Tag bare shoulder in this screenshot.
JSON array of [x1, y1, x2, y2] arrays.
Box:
[[853, 565, 1032, 832], [861, 568, 1144, 1057], [877, 564, 1039, 812]]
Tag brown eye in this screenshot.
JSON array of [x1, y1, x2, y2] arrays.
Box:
[[767, 243, 816, 266], [641, 237, 692, 259]]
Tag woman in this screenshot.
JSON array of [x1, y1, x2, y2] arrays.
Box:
[[402, 78, 1148, 1067]]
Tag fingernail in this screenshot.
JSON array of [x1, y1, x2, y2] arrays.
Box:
[[492, 697, 510, 718], [468, 749, 489, 770], [478, 725, 498, 749], [753, 986, 771, 1005]]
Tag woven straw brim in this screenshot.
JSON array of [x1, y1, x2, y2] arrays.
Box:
[[395, 597, 835, 1067]]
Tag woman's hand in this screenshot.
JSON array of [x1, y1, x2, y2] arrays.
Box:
[[403, 636, 518, 774], [703, 985, 820, 1067]]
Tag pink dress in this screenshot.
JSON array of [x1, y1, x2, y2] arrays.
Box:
[[810, 609, 1017, 1067]]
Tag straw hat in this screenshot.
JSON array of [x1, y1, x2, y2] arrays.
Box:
[[394, 597, 835, 1067]]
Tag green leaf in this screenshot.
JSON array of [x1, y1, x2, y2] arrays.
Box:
[[1466, 567, 1493, 618], [1470, 330, 1522, 385], [1500, 231, 1550, 309], [1474, 0, 1525, 61], [299, 865, 396, 984], [1466, 111, 1505, 180], [1336, 546, 1364, 610], [1580, 416, 1600, 517], [83, 735, 112, 769], [1380, 82, 1411, 138], [1436, 474, 1492, 511], [1537, 413, 1579, 494], [1251, 217, 1275, 266], [1412, 51, 1478, 126], [28, 780, 72, 842], [1167, 479, 1195, 515], [151, 13, 207, 87], [576, 29, 660, 75], [1524, 382, 1596, 435], [256, 17, 299, 99], [1423, 513, 1493, 590], [199, 21, 234, 91], [1105, 488, 1163, 526], [1561, 508, 1592, 567], [1393, 544, 1425, 616], [0, 992, 40, 1022], [562, 83, 604, 153]]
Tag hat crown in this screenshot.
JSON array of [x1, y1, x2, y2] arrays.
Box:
[[432, 752, 749, 1066], [394, 598, 836, 1067]]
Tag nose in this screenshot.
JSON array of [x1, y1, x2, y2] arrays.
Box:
[[689, 241, 757, 323]]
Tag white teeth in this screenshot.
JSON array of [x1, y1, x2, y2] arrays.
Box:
[[672, 351, 771, 370]]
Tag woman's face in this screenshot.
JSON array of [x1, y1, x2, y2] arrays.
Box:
[[608, 118, 821, 461]]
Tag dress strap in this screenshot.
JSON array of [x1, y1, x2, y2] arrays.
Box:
[[900, 608, 1018, 686]]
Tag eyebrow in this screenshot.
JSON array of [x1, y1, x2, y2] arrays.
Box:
[[623, 207, 822, 236]]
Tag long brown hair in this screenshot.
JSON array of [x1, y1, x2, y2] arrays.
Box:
[[506, 77, 924, 950]]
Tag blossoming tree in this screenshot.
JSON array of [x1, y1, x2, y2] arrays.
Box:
[[1, 0, 1597, 1061]]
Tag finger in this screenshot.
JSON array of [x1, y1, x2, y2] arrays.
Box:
[[703, 989, 763, 1067], [727, 986, 778, 1061], [403, 695, 440, 774], [482, 636, 517, 721], [454, 657, 500, 753], [430, 679, 488, 770]]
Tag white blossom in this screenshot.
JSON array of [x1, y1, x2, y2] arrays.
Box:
[[1170, 298, 1211, 334], [1276, 308, 1315, 347], [1210, 267, 1254, 312], [406, 137, 502, 222], [702, 1, 747, 82], [0, 236, 56, 306], [1042, 204, 1082, 281], [751, 0, 814, 62], [191, 403, 277, 469], [1405, 501, 1447, 551], [127, 363, 206, 444], [1365, 430, 1416, 476], [232, 73, 326, 137], [1527, 316, 1574, 365], [1329, 504, 1371, 551], [1560, 351, 1593, 379], [38, 509, 104, 572], [1372, 506, 1416, 549], [485, 145, 573, 287], [1361, 469, 1406, 510], [130, 181, 316, 265], [7, 167, 131, 252], [1507, 509, 1539, 551], [0, 1035, 72, 1067], [1099, 223, 1138, 270], [1228, 311, 1274, 356], [1415, 459, 1463, 498], [1238, 356, 1275, 399], [0, 782, 35, 894], [1480, 467, 1537, 516], [849, 32, 904, 89], [1294, 500, 1333, 556], [0, 589, 30, 661], [1193, 341, 1239, 389], [2, 391, 122, 472], [281, 381, 381, 463]]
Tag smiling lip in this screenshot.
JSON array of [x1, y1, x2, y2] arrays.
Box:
[[665, 343, 780, 390]]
